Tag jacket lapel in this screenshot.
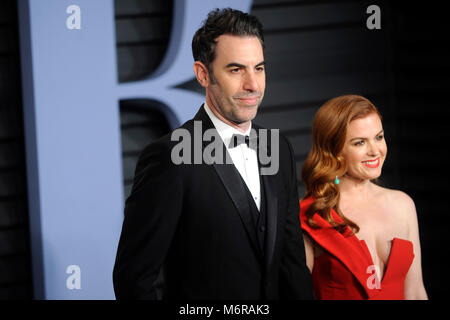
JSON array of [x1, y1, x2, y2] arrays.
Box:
[[254, 125, 278, 271], [261, 172, 278, 273], [194, 105, 262, 256], [213, 163, 262, 256]]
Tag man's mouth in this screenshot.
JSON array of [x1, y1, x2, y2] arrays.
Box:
[[234, 92, 262, 106], [237, 97, 259, 105]]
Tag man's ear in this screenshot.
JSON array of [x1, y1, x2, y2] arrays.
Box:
[[193, 61, 211, 88]]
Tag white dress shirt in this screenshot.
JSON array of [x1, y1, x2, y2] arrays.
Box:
[[203, 102, 261, 210]]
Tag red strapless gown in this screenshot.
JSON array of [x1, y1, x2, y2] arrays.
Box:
[[300, 197, 414, 300]]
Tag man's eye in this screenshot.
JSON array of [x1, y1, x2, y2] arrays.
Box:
[[256, 66, 265, 72], [230, 68, 240, 73]]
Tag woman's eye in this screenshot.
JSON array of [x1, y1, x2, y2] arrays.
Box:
[[354, 140, 364, 146], [376, 134, 384, 141]]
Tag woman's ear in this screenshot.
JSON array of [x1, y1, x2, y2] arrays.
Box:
[[335, 153, 347, 176]]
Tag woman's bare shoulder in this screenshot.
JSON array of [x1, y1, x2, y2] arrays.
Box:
[[374, 184, 417, 218]]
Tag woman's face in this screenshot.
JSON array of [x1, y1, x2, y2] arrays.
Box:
[[340, 112, 387, 182]]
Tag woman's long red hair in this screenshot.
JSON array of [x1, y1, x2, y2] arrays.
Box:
[[301, 94, 382, 234]]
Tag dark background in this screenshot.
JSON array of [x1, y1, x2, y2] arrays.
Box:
[[0, 0, 447, 299]]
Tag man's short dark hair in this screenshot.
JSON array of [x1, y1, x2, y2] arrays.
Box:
[[192, 8, 264, 72]]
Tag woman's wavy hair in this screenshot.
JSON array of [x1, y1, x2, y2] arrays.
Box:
[[301, 94, 382, 234]]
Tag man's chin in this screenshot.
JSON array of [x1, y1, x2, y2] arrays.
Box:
[[237, 108, 259, 121], [232, 113, 257, 124]]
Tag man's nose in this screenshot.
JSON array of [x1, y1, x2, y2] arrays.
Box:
[[243, 71, 259, 92]]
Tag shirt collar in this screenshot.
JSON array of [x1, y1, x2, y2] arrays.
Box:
[[203, 101, 252, 147]]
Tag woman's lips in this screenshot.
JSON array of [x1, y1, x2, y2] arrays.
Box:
[[362, 158, 380, 168]]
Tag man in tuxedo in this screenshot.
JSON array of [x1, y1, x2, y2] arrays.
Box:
[[113, 8, 313, 300]]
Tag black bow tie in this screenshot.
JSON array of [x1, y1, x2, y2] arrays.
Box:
[[229, 134, 258, 150]]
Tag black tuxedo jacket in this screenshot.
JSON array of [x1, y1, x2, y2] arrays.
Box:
[[113, 105, 313, 300]]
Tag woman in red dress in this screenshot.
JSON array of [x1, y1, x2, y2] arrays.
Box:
[[300, 95, 428, 300]]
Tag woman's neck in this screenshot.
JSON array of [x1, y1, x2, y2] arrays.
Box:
[[338, 175, 374, 201]]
